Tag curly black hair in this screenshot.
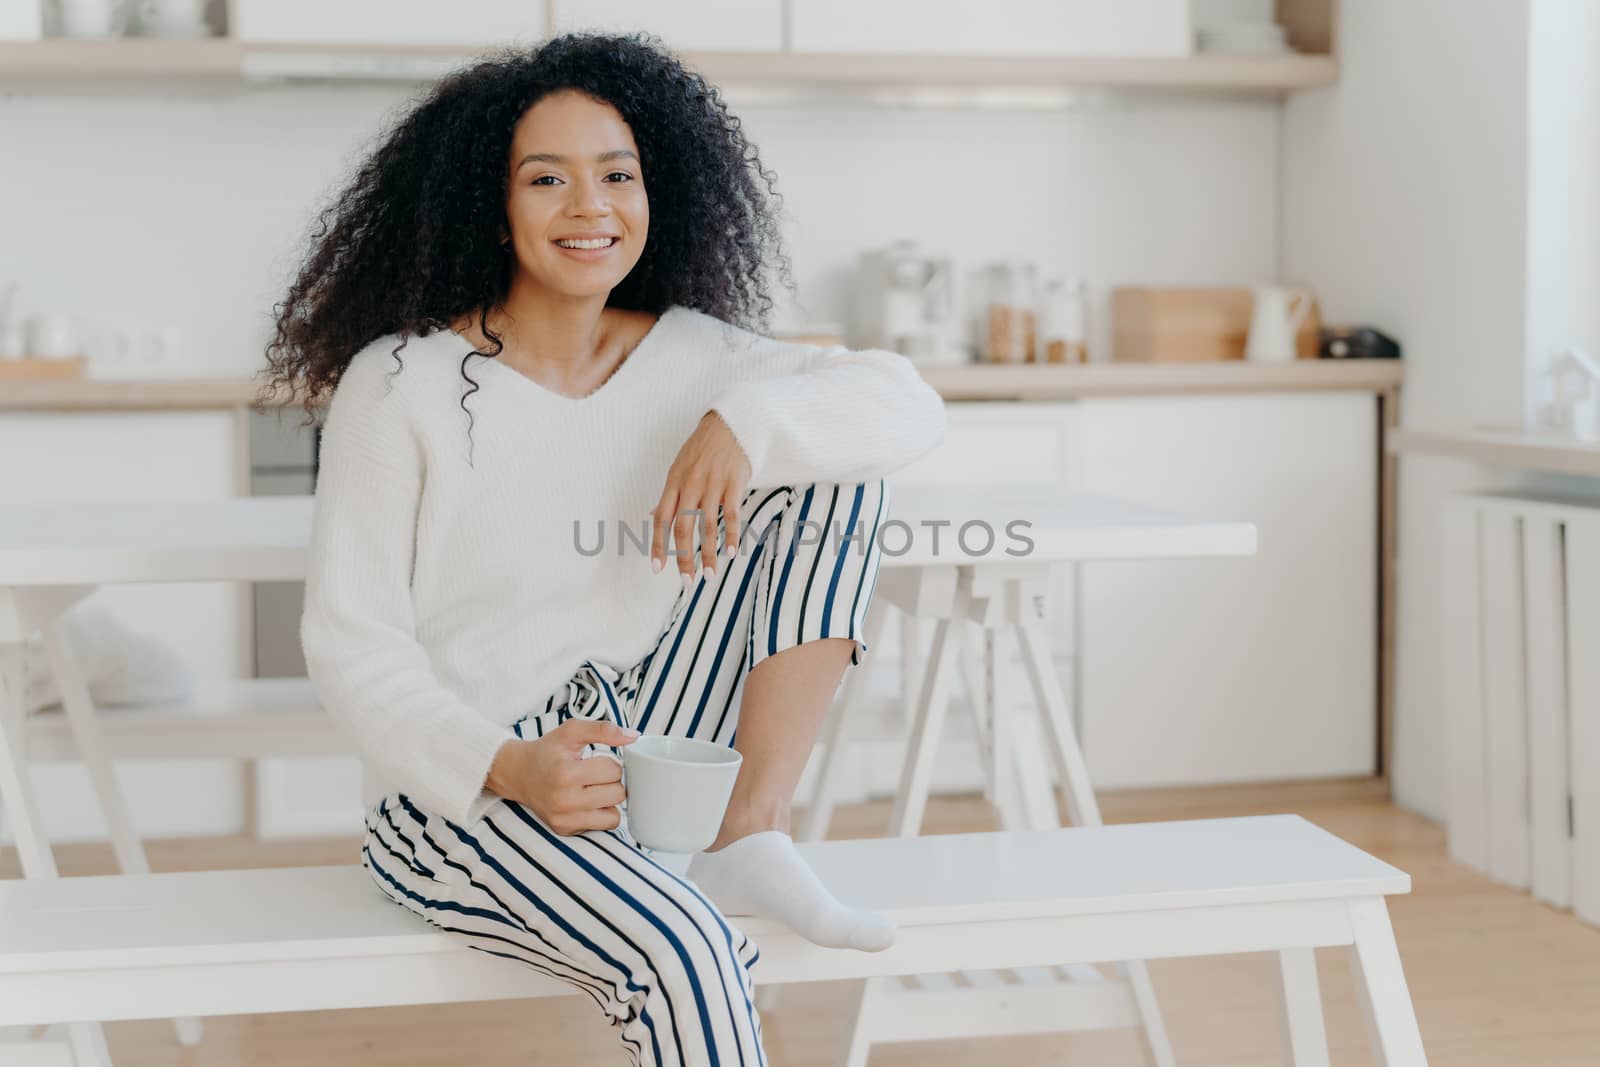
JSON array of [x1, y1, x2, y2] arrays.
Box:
[[260, 32, 790, 413]]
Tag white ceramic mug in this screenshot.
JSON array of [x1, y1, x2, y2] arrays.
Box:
[[621, 735, 742, 854], [24, 315, 79, 358], [133, 0, 208, 34], [1245, 285, 1312, 363]]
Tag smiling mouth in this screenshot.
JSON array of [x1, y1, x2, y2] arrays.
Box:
[[553, 237, 620, 250]]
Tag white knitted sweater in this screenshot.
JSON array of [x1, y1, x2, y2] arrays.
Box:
[[301, 306, 947, 825]]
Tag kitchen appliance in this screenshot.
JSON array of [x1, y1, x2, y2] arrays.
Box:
[[1319, 327, 1401, 360], [1112, 285, 1321, 362], [248, 409, 320, 677], [1245, 284, 1313, 363], [131, 0, 213, 37], [856, 240, 965, 365]]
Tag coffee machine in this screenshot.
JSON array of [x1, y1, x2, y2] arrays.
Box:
[[856, 240, 966, 365]]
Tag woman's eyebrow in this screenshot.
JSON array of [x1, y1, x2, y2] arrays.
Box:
[[516, 149, 639, 169]]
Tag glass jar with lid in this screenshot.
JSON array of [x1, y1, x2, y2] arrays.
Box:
[[981, 260, 1037, 364], [1039, 276, 1089, 364]]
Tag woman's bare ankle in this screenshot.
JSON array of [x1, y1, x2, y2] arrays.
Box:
[[707, 799, 789, 852]]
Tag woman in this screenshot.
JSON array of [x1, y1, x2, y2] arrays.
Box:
[[266, 32, 946, 1066]]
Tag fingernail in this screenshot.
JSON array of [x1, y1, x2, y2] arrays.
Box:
[[721, 543, 737, 559], [651, 557, 663, 574], [681, 571, 694, 589], [621, 727, 640, 738]]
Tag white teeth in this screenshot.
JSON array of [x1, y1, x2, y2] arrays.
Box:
[[555, 237, 615, 250]]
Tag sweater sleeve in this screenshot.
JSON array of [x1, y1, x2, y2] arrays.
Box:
[[300, 350, 514, 826], [708, 330, 948, 488]]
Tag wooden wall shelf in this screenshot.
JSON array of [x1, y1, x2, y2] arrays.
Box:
[[0, 39, 1337, 95]]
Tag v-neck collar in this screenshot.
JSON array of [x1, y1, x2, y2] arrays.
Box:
[[451, 307, 675, 404]]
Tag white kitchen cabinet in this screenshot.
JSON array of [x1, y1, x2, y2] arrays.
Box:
[[1072, 392, 1377, 787], [553, 0, 783, 52], [789, 0, 1192, 57], [875, 393, 1376, 791], [235, 0, 547, 46]]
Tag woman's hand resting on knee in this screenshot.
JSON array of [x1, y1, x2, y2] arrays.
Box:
[[651, 411, 752, 584], [486, 719, 640, 835]]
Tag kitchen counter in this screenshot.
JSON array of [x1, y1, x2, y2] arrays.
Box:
[[1391, 426, 1600, 478], [0, 359, 1403, 411]]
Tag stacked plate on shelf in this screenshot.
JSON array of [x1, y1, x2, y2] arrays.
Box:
[[1197, 21, 1293, 55], [1192, 0, 1294, 55]]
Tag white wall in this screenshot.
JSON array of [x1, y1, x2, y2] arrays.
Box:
[[1284, 0, 1600, 821], [0, 85, 1279, 378], [1525, 0, 1600, 419], [1282, 0, 1531, 820]]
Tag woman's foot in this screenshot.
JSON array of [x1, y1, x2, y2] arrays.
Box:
[[686, 830, 896, 952]]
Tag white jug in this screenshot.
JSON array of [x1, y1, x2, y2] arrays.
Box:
[[1245, 285, 1312, 363]]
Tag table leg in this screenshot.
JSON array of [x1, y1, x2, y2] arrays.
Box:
[[888, 616, 958, 838], [1274, 947, 1331, 1067], [0, 613, 117, 1067], [41, 624, 150, 876], [799, 605, 889, 843], [1014, 611, 1101, 828], [1011, 580, 1177, 1067], [0, 641, 56, 878], [954, 620, 994, 803], [39, 621, 206, 1050], [1349, 898, 1428, 1066], [991, 626, 1057, 832]]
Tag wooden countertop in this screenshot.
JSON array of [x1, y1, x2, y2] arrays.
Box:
[[1390, 426, 1600, 478], [0, 360, 1403, 412]]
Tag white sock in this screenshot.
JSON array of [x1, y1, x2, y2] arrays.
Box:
[[686, 830, 895, 952]]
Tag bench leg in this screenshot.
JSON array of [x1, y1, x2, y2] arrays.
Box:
[[1274, 948, 1330, 1067], [840, 978, 884, 1067], [1348, 898, 1428, 1066], [1119, 960, 1177, 1067]]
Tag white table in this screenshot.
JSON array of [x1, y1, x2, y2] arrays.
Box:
[[781, 483, 1256, 1065], [0, 485, 1255, 1066]]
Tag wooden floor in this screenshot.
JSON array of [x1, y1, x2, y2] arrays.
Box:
[[6, 779, 1600, 1066]]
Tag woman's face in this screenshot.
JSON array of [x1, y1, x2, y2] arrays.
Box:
[[503, 90, 648, 299]]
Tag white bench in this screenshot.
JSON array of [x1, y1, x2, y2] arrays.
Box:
[[0, 814, 1427, 1065]]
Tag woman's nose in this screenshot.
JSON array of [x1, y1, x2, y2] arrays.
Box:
[[567, 178, 612, 216]]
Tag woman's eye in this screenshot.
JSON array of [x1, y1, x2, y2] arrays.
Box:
[[605, 172, 634, 182], [531, 175, 560, 186]]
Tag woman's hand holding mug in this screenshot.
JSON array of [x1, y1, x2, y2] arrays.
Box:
[[487, 719, 639, 835]]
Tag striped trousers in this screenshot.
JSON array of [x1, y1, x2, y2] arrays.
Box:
[[362, 480, 889, 1066]]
